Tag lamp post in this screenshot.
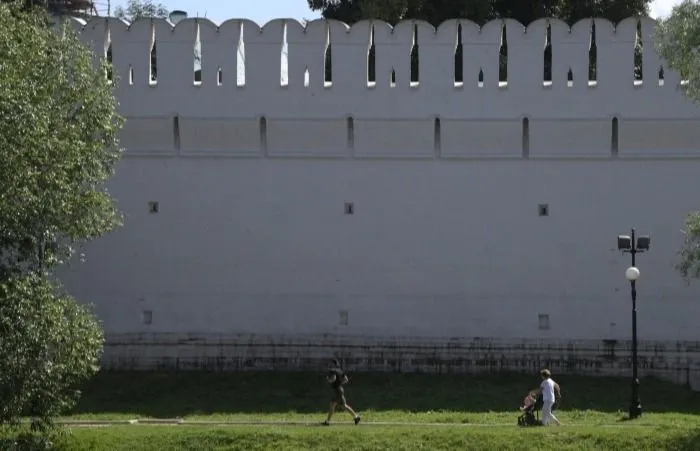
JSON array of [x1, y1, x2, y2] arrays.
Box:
[[617, 228, 650, 419]]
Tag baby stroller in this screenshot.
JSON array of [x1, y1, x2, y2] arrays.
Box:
[[517, 391, 543, 427]]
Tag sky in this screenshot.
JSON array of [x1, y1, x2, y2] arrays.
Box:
[[98, 0, 685, 25]]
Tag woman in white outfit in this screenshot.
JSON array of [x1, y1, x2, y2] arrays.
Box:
[[537, 369, 562, 425]]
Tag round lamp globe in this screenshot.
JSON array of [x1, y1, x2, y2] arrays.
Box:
[[625, 266, 640, 281]]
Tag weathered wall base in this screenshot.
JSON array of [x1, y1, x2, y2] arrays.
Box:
[[101, 334, 700, 391]]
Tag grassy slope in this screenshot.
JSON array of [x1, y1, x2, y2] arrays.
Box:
[[35, 425, 700, 451], [69, 371, 700, 425], [28, 371, 696, 450]]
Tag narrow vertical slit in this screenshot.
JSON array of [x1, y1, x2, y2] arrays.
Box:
[[259, 117, 267, 154], [104, 24, 113, 83], [149, 23, 157, 84], [173, 116, 181, 151], [237, 22, 246, 87], [658, 66, 664, 86], [106, 44, 114, 83], [390, 68, 396, 87], [129, 65, 134, 85], [367, 24, 376, 87], [324, 24, 333, 87], [611, 117, 619, 156], [634, 19, 643, 85], [498, 22, 507, 87], [410, 23, 419, 86], [303, 67, 309, 87], [217, 67, 223, 85], [588, 20, 597, 86], [434, 117, 441, 156], [280, 21, 289, 87], [522, 117, 530, 158], [543, 22, 552, 86], [567, 67, 573, 87], [454, 23, 463, 87], [347, 117, 354, 151], [194, 22, 202, 85], [478, 68, 484, 88]]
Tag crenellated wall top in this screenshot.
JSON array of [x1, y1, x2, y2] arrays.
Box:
[[70, 15, 653, 37], [63, 15, 699, 121]]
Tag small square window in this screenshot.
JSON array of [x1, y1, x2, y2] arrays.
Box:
[[538, 314, 550, 330], [142, 310, 153, 325], [148, 201, 159, 213], [538, 204, 549, 217], [344, 202, 354, 215]]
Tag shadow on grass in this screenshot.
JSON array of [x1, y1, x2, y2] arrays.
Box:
[[673, 429, 700, 450], [69, 370, 700, 419]]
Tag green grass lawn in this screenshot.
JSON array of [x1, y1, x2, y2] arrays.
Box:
[[68, 371, 699, 426], [14, 370, 695, 450], [27, 424, 700, 451]]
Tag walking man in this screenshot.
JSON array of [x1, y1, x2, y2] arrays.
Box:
[[322, 359, 361, 425], [537, 368, 562, 426]]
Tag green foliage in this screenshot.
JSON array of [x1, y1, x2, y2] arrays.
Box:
[[0, 274, 103, 431], [308, 0, 651, 26], [654, 1, 700, 281], [0, 3, 123, 277], [113, 0, 168, 20], [0, 0, 94, 16], [0, 2, 118, 435], [654, 0, 700, 101], [676, 212, 700, 280]]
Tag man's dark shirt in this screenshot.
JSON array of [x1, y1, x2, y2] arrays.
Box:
[[328, 368, 345, 390]]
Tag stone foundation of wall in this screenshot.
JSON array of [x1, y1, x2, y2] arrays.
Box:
[[101, 333, 700, 391]]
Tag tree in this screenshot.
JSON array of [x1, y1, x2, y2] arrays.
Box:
[[0, 4, 123, 277], [0, 0, 96, 17], [113, 0, 168, 20], [0, 274, 103, 431], [654, 0, 700, 281], [677, 212, 700, 281], [308, 0, 650, 26], [0, 2, 122, 431], [654, 0, 700, 101]]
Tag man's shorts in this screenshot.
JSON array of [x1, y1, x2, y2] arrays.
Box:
[[332, 387, 346, 406]]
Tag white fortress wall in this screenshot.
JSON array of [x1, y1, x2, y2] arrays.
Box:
[[56, 16, 700, 384]]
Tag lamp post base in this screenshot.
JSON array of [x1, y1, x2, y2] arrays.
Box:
[[628, 401, 642, 419], [629, 378, 642, 419]]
